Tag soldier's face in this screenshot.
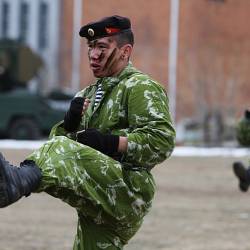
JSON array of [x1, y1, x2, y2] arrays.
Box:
[[87, 37, 123, 77]]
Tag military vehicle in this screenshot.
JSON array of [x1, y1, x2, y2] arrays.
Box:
[[0, 39, 72, 140]]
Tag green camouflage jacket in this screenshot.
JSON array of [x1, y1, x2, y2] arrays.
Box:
[[50, 62, 175, 169]]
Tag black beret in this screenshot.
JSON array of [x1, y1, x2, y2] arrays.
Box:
[[79, 15, 132, 41]]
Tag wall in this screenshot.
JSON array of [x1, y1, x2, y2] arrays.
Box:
[[59, 0, 250, 125]]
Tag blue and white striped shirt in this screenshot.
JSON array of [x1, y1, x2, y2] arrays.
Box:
[[94, 83, 104, 108]]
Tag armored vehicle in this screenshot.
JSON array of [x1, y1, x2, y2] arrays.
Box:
[[0, 39, 71, 139]]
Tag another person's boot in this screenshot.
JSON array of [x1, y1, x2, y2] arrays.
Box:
[[0, 153, 42, 208], [233, 161, 250, 192]]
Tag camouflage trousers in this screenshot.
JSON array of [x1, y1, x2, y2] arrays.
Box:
[[27, 136, 155, 250]]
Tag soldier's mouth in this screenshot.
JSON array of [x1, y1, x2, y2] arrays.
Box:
[[90, 63, 101, 71]]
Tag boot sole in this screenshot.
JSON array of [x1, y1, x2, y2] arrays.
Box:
[[0, 155, 10, 208]]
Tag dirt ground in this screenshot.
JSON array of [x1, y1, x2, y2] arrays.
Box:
[[0, 148, 250, 250]]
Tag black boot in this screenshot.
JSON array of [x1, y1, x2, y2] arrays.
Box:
[[0, 153, 42, 208], [233, 162, 250, 192]]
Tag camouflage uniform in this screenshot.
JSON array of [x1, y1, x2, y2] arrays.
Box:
[[236, 114, 250, 146], [233, 110, 250, 192], [27, 63, 175, 249]]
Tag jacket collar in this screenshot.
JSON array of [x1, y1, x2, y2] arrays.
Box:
[[95, 62, 140, 91]]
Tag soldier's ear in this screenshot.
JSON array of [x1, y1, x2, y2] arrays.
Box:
[[121, 44, 132, 60]]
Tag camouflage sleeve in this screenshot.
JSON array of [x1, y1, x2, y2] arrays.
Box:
[[123, 79, 176, 168], [49, 120, 67, 138]]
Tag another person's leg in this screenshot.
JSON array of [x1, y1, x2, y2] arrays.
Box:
[[233, 161, 250, 192]]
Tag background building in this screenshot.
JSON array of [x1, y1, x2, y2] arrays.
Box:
[[0, 0, 249, 144], [0, 0, 60, 90]]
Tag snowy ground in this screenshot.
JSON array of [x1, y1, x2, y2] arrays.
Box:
[[0, 139, 249, 157]]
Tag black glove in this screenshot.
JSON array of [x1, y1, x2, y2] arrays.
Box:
[[77, 128, 119, 156], [64, 97, 85, 132]]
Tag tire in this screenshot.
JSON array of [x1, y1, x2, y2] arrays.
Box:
[[9, 118, 41, 140]]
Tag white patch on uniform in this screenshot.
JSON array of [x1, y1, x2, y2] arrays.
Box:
[[107, 99, 113, 109], [94, 183, 101, 191], [55, 148, 61, 154], [128, 141, 137, 150], [144, 90, 164, 119], [131, 198, 146, 215], [107, 188, 117, 206], [125, 78, 139, 87], [82, 169, 91, 180], [59, 160, 66, 167], [118, 109, 125, 117], [115, 89, 123, 103], [128, 190, 134, 197], [33, 151, 41, 159], [133, 114, 148, 123], [115, 214, 126, 221], [69, 142, 76, 150], [130, 181, 140, 192], [76, 152, 82, 159], [114, 163, 122, 170], [94, 211, 104, 225], [113, 237, 122, 247], [96, 242, 112, 249], [100, 165, 109, 175], [72, 161, 78, 172]]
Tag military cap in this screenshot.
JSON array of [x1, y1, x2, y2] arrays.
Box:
[[79, 15, 132, 41]]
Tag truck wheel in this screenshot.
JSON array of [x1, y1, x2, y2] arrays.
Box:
[[9, 118, 41, 140]]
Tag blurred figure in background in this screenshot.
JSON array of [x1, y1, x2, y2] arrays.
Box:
[[233, 109, 250, 192]]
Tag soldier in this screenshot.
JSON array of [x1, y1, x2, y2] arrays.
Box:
[[0, 15, 175, 249], [233, 109, 250, 192]]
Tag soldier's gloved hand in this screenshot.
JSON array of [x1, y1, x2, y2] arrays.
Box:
[[64, 97, 85, 132], [77, 128, 119, 156]]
